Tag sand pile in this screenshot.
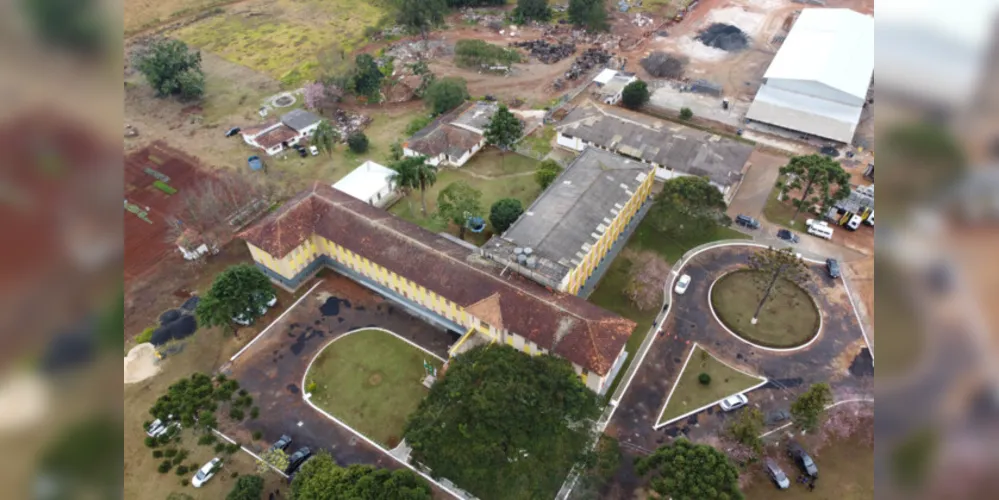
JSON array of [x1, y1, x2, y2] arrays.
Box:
[[124, 343, 161, 384]]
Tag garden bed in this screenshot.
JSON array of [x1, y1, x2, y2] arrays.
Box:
[[656, 344, 765, 427]]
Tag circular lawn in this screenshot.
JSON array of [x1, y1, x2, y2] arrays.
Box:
[[710, 270, 820, 349]]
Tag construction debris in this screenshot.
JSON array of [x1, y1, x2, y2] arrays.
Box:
[[684, 79, 723, 96], [384, 39, 451, 62], [640, 51, 688, 79], [696, 23, 749, 52], [565, 48, 613, 80], [510, 39, 576, 64], [461, 8, 505, 28], [329, 109, 372, 141], [632, 13, 655, 28]]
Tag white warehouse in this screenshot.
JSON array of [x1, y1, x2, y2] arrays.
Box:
[[745, 8, 874, 144]]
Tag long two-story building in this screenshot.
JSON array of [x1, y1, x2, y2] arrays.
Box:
[[239, 183, 636, 394]]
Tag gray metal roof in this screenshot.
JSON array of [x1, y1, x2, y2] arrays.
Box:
[[556, 102, 753, 187], [451, 102, 498, 133], [281, 109, 322, 132]]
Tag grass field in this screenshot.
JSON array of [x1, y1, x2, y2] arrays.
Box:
[[745, 434, 874, 499], [763, 178, 813, 231], [306, 329, 443, 447], [629, 220, 750, 265], [711, 270, 820, 349], [656, 345, 765, 426]]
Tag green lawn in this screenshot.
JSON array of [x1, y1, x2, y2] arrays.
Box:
[[629, 221, 750, 264], [711, 270, 820, 348], [656, 345, 765, 426], [517, 125, 555, 158], [745, 434, 873, 499], [763, 177, 813, 231], [306, 329, 443, 448], [463, 148, 542, 177]]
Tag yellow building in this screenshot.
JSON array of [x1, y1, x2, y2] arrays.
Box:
[[239, 183, 636, 394], [482, 147, 656, 296]]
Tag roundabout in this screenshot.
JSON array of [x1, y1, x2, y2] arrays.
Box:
[[709, 269, 822, 350]]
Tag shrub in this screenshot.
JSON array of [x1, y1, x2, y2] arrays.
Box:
[[238, 388, 248, 397], [153, 180, 178, 194], [180, 479, 189, 487], [189, 462, 199, 471], [425, 77, 469, 116], [347, 132, 369, 154], [305, 381, 318, 394], [489, 198, 524, 234], [175, 465, 189, 475], [534, 159, 563, 189], [252, 430, 263, 440], [231, 471, 239, 478], [157, 434, 172, 446], [172, 449, 189, 465], [214, 443, 227, 453], [405, 115, 433, 136], [698, 373, 711, 385], [229, 407, 245, 421], [454, 39, 521, 68], [197, 434, 217, 446], [621, 80, 650, 110], [225, 443, 241, 455], [164, 448, 178, 458], [680, 107, 693, 120], [239, 395, 254, 408], [145, 436, 159, 448], [136, 326, 155, 344], [249, 407, 260, 419], [158, 461, 173, 473], [152, 450, 164, 458]]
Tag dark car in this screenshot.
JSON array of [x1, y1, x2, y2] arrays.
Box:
[[225, 127, 241, 137], [294, 145, 307, 157], [285, 447, 312, 475], [826, 258, 841, 279], [776, 229, 799, 243], [765, 409, 791, 425], [268, 435, 292, 454], [820, 146, 840, 157], [787, 441, 818, 477], [735, 214, 761, 229]]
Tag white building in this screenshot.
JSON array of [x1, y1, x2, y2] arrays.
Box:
[[592, 70, 638, 105], [745, 9, 874, 144], [241, 109, 323, 156], [332, 160, 399, 208]]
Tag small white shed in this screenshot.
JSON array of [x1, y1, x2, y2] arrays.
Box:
[[332, 160, 399, 208]]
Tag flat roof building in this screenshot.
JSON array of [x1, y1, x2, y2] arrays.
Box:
[[332, 160, 399, 208]]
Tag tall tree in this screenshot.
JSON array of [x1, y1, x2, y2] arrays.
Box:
[[621, 79, 650, 109], [352, 53, 384, 99], [437, 181, 483, 240], [534, 159, 563, 189], [776, 154, 852, 223], [568, 0, 609, 32], [484, 104, 524, 161], [195, 264, 275, 336], [390, 155, 438, 215], [424, 77, 469, 116], [635, 439, 743, 500], [134, 38, 205, 100], [649, 176, 727, 242], [404, 345, 602, 500], [292, 452, 431, 499], [747, 247, 809, 325], [225, 475, 264, 500], [397, 0, 448, 41], [489, 198, 524, 234], [790, 382, 833, 432], [514, 0, 552, 23], [312, 120, 339, 156]]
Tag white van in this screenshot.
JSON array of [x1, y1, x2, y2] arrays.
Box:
[[845, 214, 862, 230], [807, 221, 834, 239]]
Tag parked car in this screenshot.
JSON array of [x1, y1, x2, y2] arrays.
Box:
[[776, 229, 799, 243], [225, 127, 241, 137], [735, 214, 761, 229], [674, 274, 691, 295], [285, 447, 313, 475], [765, 409, 791, 425], [765, 457, 791, 489], [719, 394, 748, 411], [805, 219, 834, 240], [295, 146, 307, 158], [268, 434, 292, 454], [826, 258, 841, 279], [820, 146, 839, 157], [145, 419, 164, 437], [309, 145, 319, 156], [191, 457, 222, 488], [787, 441, 819, 477]]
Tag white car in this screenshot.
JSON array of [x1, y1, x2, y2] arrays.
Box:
[[674, 274, 691, 295], [191, 457, 222, 488], [719, 394, 749, 412], [309, 145, 319, 156]]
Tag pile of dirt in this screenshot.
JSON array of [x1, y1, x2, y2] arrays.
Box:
[[640, 51, 689, 79], [695, 23, 749, 52], [124, 343, 161, 384], [565, 48, 613, 80], [510, 40, 576, 64]]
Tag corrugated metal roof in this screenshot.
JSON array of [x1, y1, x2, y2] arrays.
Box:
[[746, 84, 863, 143]]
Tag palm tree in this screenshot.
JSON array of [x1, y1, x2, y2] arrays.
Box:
[[390, 155, 438, 215], [312, 120, 339, 156]]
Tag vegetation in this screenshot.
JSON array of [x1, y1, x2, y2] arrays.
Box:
[[711, 270, 819, 348], [256, 448, 288, 474], [454, 39, 522, 68], [148, 372, 241, 430], [657, 345, 763, 425], [352, 53, 384, 99], [568, 0, 609, 32], [390, 155, 438, 215], [484, 104, 524, 157], [405, 115, 434, 136], [635, 439, 743, 500], [425, 77, 469, 116], [225, 475, 264, 500], [534, 159, 563, 189], [727, 407, 764, 453], [776, 154, 851, 223], [648, 176, 728, 243], [489, 198, 524, 234], [22, 0, 107, 55], [347, 132, 369, 153], [397, 0, 448, 39], [791, 382, 833, 432], [437, 181, 484, 240], [514, 0, 552, 23], [680, 107, 693, 120], [621, 80, 650, 109], [312, 120, 340, 156], [699, 373, 711, 385], [747, 247, 810, 325], [405, 345, 602, 500], [291, 451, 432, 499], [573, 435, 622, 500], [194, 264, 275, 335], [134, 38, 205, 100], [135, 325, 155, 344]]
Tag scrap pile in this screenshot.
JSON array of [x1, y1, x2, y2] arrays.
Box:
[[564, 47, 613, 80], [330, 109, 372, 141], [632, 13, 655, 27], [385, 39, 451, 62], [695, 23, 749, 52], [640, 51, 688, 79], [462, 8, 505, 28], [510, 40, 576, 64]]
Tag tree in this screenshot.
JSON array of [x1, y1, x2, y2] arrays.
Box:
[[747, 246, 809, 325], [534, 159, 563, 189], [397, 0, 447, 41], [489, 198, 524, 234], [347, 132, 369, 153], [424, 77, 469, 116], [134, 38, 206, 100], [568, 0, 609, 32], [256, 448, 288, 474], [776, 154, 852, 223], [195, 264, 275, 336], [390, 155, 438, 215], [621, 80, 650, 109], [352, 53, 384, 99], [574, 435, 621, 500], [291, 451, 432, 499], [226, 475, 264, 500], [312, 120, 339, 156], [680, 107, 693, 120], [648, 176, 727, 242], [514, 0, 552, 23], [635, 439, 743, 500], [303, 82, 326, 110], [790, 383, 832, 432], [484, 104, 524, 162], [437, 181, 483, 240], [727, 407, 764, 453], [405, 345, 602, 500]]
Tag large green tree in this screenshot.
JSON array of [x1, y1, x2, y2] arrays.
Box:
[[352, 53, 384, 99], [397, 0, 448, 40], [747, 246, 809, 325], [635, 439, 743, 500], [489, 198, 524, 234], [291, 451, 432, 499], [776, 154, 851, 223], [134, 38, 206, 100], [649, 176, 727, 242], [534, 159, 563, 189], [405, 345, 602, 500], [312, 120, 339, 156], [437, 181, 483, 240], [568, 0, 609, 32], [621, 79, 650, 109], [790, 382, 833, 432], [195, 264, 274, 335], [226, 475, 264, 500], [484, 104, 523, 157], [390, 155, 438, 215], [424, 77, 469, 116], [514, 0, 552, 23]]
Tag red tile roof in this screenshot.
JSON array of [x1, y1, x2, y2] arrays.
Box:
[[240, 183, 635, 376], [253, 124, 300, 149]]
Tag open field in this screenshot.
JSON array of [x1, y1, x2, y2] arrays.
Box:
[[745, 433, 874, 499], [711, 270, 820, 348], [656, 344, 764, 425], [629, 220, 749, 265], [306, 329, 443, 447], [125, 0, 231, 34]]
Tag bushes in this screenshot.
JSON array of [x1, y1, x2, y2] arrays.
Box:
[[489, 198, 524, 234], [158, 461, 173, 474], [454, 39, 521, 68], [621, 80, 650, 110], [172, 449, 190, 465], [135, 326, 155, 344], [534, 159, 563, 189], [180, 479, 189, 487], [347, 132, 369, 154], [152, 450, 164, 458], [306, 381, 318, 394], [698, 373, 711, 385], [424, 77, 469, 116], [406, 115, 433, 135], [145, 436, 159, 448], [229, 407, 245, 421], [249, 407, 260, 420], [252, 430, 263, 440], [198, 434, 217, 446], [680, 107, 693, 120], [214, 443, 227, 454], [175, 465, 190, 475], [164, 448, 178, 458], [153, 180, 178, 194]]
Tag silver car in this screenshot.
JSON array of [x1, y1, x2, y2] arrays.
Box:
[[765, 458, 791, 489]]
